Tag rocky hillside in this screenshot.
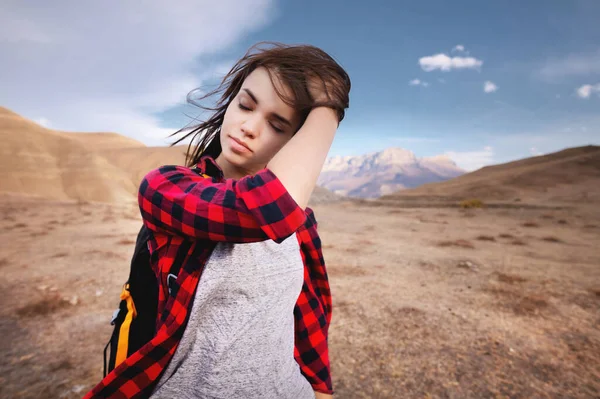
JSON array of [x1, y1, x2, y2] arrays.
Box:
[[379, 145, 600, 204], [0, 107, 345, 206], [318, 147, 465, 198]]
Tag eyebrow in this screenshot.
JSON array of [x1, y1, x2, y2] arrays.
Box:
[[242, 88, 292, 127]]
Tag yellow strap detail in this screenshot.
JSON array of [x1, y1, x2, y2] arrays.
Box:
[[115, 283, 137, 367]]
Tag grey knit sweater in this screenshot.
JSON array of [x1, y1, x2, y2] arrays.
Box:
[[150, 233, 315, 399]]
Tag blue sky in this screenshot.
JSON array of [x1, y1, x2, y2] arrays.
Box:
[[1, 0, 599, 171]]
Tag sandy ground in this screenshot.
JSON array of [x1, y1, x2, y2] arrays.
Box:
[[1, 194, 599, 398]]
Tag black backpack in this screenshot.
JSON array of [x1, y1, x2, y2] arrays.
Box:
[[102, 225, 191, 377]]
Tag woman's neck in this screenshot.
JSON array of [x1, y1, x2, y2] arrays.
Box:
[[214, 153, 261, 180]]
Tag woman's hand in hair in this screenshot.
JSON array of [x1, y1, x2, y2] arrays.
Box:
[[307, 73, 332, 103], [306, 72, 349, 123]]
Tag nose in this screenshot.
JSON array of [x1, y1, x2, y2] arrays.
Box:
[[240, 114, 262, 138]]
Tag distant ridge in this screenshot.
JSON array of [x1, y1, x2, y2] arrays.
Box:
[[379, 145, 600, 204], [0, 107, 345, 205], [318, 147, 465, 199]]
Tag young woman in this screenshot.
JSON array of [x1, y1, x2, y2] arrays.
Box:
[[85, 41, 350, 399]]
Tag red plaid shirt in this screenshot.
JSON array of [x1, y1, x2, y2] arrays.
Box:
[[84, 155, 333, 398]]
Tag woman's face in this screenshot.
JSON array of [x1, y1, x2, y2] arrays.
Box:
[[216, 66, 301, 179]]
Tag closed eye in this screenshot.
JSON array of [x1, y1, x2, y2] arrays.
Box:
[[238, 103, 285, 133]]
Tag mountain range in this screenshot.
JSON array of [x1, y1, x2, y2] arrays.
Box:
[[2, 106, 598, 206], [0, 107, 345, 205], [380, 145, 600, 204], [318, 148, 465, 198]]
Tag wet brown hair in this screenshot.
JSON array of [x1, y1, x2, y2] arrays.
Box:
[[168, 41, 351, 167]]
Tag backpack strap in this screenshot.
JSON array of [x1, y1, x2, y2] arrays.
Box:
[[115, 283, 137, 366], [130, 221, 193, 297], [127, 225, 151, 284], [165, 169, 210, 296], [166, 239, 193, 296]]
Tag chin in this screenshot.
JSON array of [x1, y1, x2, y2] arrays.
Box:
[[223, 147, 248, 165]]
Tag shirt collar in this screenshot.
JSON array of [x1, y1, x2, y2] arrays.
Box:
[[195, 154, 225, 180]]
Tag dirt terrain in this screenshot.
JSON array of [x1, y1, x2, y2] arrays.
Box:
[[1, 193, 598, 399], [1, 107, 599, 397]]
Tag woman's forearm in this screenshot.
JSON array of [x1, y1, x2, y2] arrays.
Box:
[[314, 391, 333, 399], [266, 107, 338, 210]]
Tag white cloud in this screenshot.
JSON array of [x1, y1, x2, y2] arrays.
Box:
[[539, 51, 600, 80], [484, 115, 600, 165], [576, 83, 600, 98], [408, 78, 429, 87], [0, 0, 276, 146], [35, 117, 51, 128], [392, 136, 441, 143], [452, 44, 465, 53], [444, 146, 494, 171], [483, 81, 498, 93], [419, 53, 483, 72], [530, 147, 543, 156]]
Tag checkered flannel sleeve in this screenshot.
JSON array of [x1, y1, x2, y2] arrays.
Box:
[[138, 165, 307, 244], [295, 208, 334, 395]]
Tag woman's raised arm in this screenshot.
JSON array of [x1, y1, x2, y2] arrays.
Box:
[[267, 106, 339, 210], [138, 106, 339, 243], [138, 165, 307, 243]]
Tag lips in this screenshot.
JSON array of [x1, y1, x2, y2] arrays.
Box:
[[230, 136, 252, 152]]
